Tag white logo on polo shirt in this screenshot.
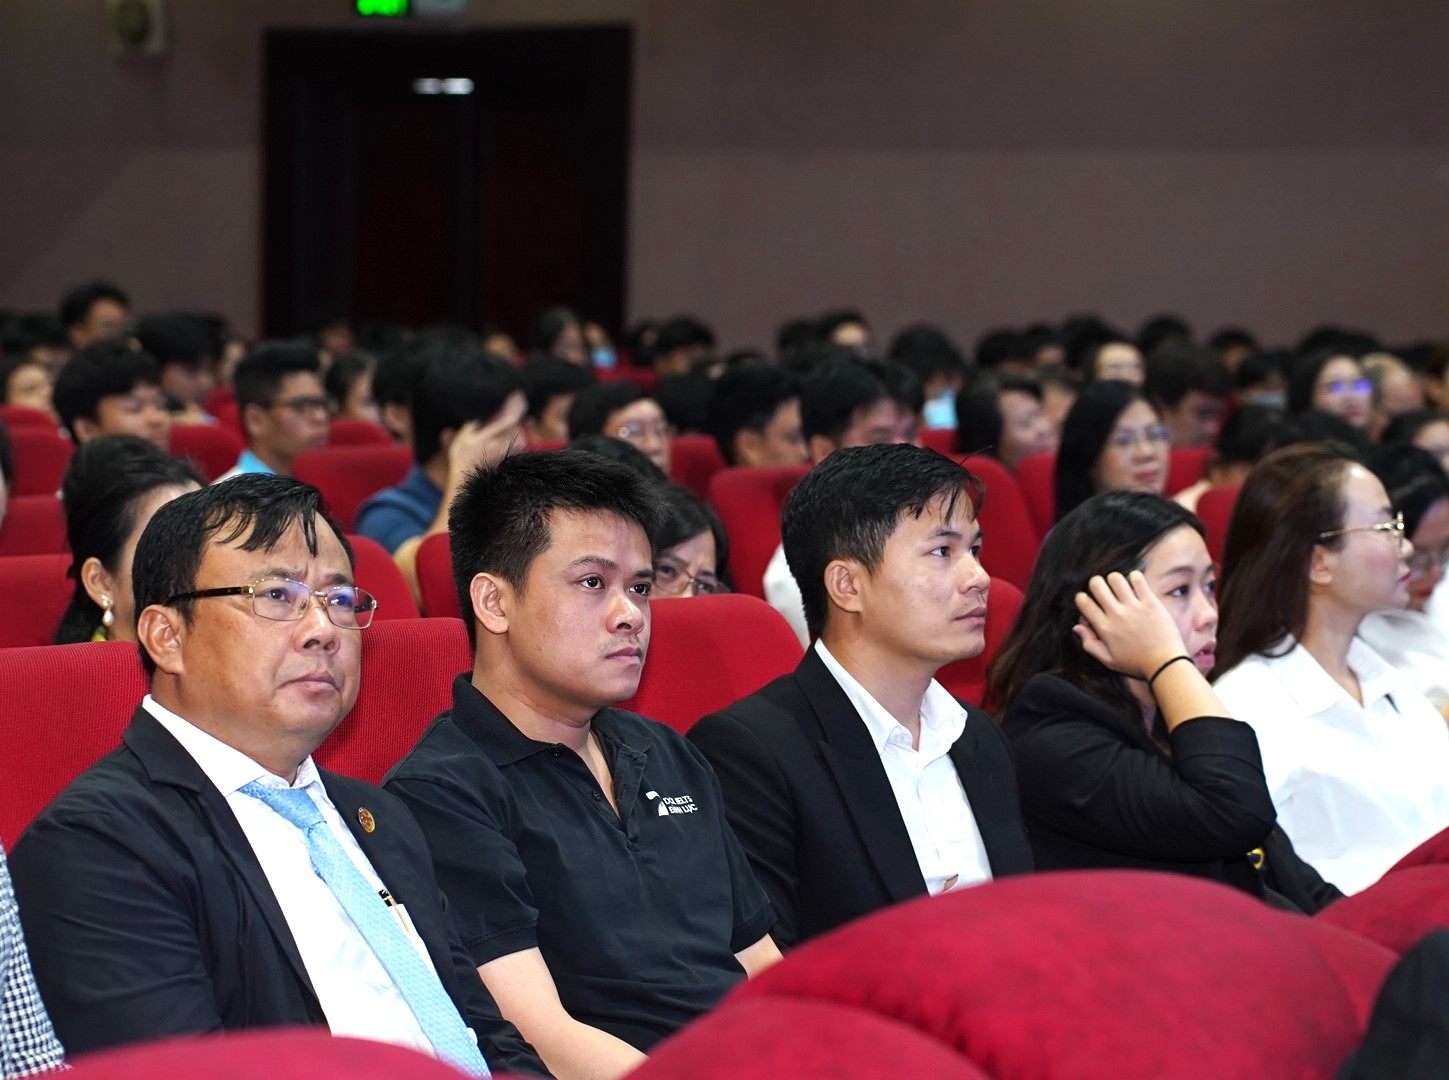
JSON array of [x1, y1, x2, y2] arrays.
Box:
[[645, 790, 698, 817]]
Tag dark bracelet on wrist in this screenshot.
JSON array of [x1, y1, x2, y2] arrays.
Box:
[[1148, 655, 1192, 688]]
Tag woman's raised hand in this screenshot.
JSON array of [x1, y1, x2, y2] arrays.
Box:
[[1072, 571, 1186, 681]]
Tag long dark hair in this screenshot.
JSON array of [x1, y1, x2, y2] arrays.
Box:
[[1212, 443, 1357, 677], [987, 491, 1204, 720], [1053, 380, 1151, 523], [54, 435, 203, 644], [656, 483, 731, 584]]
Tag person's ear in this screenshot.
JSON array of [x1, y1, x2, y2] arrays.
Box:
[[136, 604, 186, 676], [822, 558, 866, 620], [1308, 543, 1336, 589], [806, 434, 836, 466], [470, 572, 512, 637], [80, 556, 117, 613], [734, 430, 765, 468], [73, 416, 100, 443], [241, 401, 268, 441], [521, 417, 543, 445]]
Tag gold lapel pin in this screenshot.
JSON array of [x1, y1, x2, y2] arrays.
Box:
[[358, 807, 376, 833]]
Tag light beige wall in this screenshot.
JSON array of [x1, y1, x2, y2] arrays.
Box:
[[3, 0, 1448, 350]]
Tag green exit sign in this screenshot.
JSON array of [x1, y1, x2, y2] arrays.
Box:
[[356, 0, 408, 15]]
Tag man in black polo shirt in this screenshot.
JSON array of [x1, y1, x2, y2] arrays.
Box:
[[384, 449, 779, 1080]]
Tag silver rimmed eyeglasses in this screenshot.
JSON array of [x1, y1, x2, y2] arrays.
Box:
[[1317, 511, 1405, 543], [165, 577, 378, 629]]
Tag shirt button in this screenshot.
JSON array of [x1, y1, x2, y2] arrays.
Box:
[[550, 748, 563, 758], [592, 791, 602, 801]]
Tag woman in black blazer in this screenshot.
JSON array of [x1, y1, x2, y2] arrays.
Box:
[[987, 491, 1340, 913]]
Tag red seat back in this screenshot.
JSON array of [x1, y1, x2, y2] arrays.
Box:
[[414, 532, 460, 619], [1015, 452, 1057, 536], [293, 445, 412, 531], [935, 578, 1024, 710], [708, 466, 811, 599], [919, 427, 957, 455], [0, 495, 68, 556], [1167, 446, 1210, 496], [168, 423, 244, 483], [346, 534, 418, 620], [0, 553, 73, 647], [619, 594, 804, 734], [329, 418, 394, 447], [0, 405, 57, 429], [953, 454, 1039, 592], [1196, 484, 1240, 566], [8, 427, 73, 497], [669, 434, 726, 499]]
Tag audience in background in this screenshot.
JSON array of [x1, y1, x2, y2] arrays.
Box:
[[216, 342, 329, 481], [1144, 342, 1231, 448], [706, 365, 807, 468], [372, 349, 419, 445], [1086, 337, 1146, 386], [1382, 409, 1449, 475], [1362, 352, 1426, 440], [529, 306, 588, 367], [1209, 327, 1259, 374], [650, 316, 716, 376], [567, 433, 668, 484], [1136, 314, 1192, 357], [53, 339, 171, 451], [1054, 380, 1169, 524], [521, 357, 596, 445], [653, 485, 730, 598], [0, 353, 56, 420], [0, 312, 71, 375], [653, 369, 715, 434], [133, 313, 218, 424], [1213, 444, 1449, 893], [953, 372, 1056, 470], [567, 382, 672, 473], [59, 280, 129, 351], [813, 309, 871, 357], [1172, 404, 1286, 512], [323, 351, 380, 425], [890, 325, 967, 428], [1233, 348, 1291, 409], [54, 436, 203, 644], [1288, 349, 1372, 430]]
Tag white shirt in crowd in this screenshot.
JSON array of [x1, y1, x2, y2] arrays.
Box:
[[1212, 638, 1449, 894], [814, 641, 994, 895], [764, 542, 810, 647], [144, 695, 442, 1057], [1357, 608, 1449, 711]]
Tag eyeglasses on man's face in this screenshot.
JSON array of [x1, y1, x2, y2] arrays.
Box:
[[268, 395, 331, 417], [1407, 542, 1449, 577], [165, 577, 378, 629], [653, 560, 726, 597], [1317, 378, 1373, 397], [1318, 511, 1405, 543], [615, 420, 671, 442], [1105, 424, 1171, 451]]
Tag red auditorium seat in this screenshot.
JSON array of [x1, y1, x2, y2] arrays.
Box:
[[919, 427, 957, 455], [935, 577, 1023, 709], [1196, 484, 1240, 565], [601, 366, 659, 392], [293, 445, 412, 530], [0, 495, 67, 555], [0, 553, 72, 647], [1014, 452, 1056, 536], [414, 532, 458, 619], [329, 418, 394, 446], [0, 404, 57, 429], [669, 434, 726, 499], [952, 454, 1038, 592], [1316, 864, 1449, 957], [619, 594, 804, 733], [1167, 445, 1210, 496], [7, 427, 73, 497], [346, 534, 419, 620], [708, 465, 810, 599], [169, 423, 243, 483]]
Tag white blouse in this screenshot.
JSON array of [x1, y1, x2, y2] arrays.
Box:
[[1358, 608, 1449, 710]]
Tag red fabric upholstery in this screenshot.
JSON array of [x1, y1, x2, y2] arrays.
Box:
[[669, 434, 726, 499], [1014, 451, 1056, 536], [8, 427, 73, 497], [1386, 824, 1449, 872], [0, 554, 72, 647], [415, 532, 459, 619], [0, 404, 57, 429], [919, 427, 957, 455], [328, 419, 394, 447], [168, 423, 243, 483], [346, 534, 419, 621], [293, 445, 412, 531], [313, 618, 470, 784], [1196, 484, 1240, 565], [601, 367, 659, 392], [1167, 445, 1211, 496], [619, 594, 804, 734], [211, 399, 243, 438], [0, 495, 68, 555], [935, 578, 1023, 710], [705, 871, 1393, 1080], [1316, 865, 1449, 957], [708, 465, 810, 599], [952, 454, 1038, 592]]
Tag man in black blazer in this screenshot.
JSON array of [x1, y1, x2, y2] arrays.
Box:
[[690, 444, 1033, 949], [9, 475, 540, 1074]]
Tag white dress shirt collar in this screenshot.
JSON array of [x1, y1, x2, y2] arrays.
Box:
[[143, 693, 320, 796], [814, 640, 966, 759], [1263, 636, 1398, 720]]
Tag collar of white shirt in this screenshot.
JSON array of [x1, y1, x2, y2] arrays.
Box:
[[142, 693, 321, 796], [813, 640, 966, 759], [1267, 636, 1399, 718]]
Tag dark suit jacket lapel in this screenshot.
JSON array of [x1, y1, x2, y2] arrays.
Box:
[[124, 706, 318, 1003], [794, 650, 927, 904]]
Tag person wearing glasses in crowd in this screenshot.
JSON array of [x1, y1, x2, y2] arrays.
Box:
[[214, 342, 330, 482], [1287, 349, 1374, 431], [653, 485, 731, 598], [1212, 444, 1449, 894], [9, 476, 542, 1074], [1054, 380, 1171, 525], [567, 382, 672, 474]]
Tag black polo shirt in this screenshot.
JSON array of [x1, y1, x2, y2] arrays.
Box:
[[383, 675, 775, 1052]]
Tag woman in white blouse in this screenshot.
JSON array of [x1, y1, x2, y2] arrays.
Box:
[[1212, 442, 1449, 894]]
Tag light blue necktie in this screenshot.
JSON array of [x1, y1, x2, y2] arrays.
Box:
[[241, 781, 490, 1076]]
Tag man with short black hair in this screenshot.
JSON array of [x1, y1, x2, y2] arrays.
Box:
[[385, 450, 779, 1080], [53, 339, 171, 450], [650, 316, 715, 376], [566, 381, 671, 473], [692, 444, 1032, 949], [9, 475, 541, 1073], [59, 280, 129, 350], [134, 313, 218, 423], [216, 342, 329, 481], [520, 356, 596, 445], [706, 366, 807, 468], [1145, 342, 1232, 448]]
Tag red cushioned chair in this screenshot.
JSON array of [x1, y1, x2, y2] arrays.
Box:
[[0, 553, 72, 647], [952, 454, 1039, 592], [8, 427, 73, 497], [708, 465, 811, 600], [168, 423, 243, 483], [0, 494, 68, 555], [1316, 864, 1449, 957], [0, 404, 58, 429], [293, 445, 412, 531], [1167, 445, 1211, 496], [346, 534, 419, 621], [669, 434, 726, 499], [935, 578, 1023, 710], [414, 532, 459, 619], [639, 871, 1396, 1079], [619, 594, 804, 734], [329, 418, 394, 447], [1196, 484, 1240, 565], [919, 427, 957, 455], [1014, 451, 1056, 536]]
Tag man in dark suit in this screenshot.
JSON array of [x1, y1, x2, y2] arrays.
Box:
[[690, 443, 1033, 949], [9, 475, 540, 1074]]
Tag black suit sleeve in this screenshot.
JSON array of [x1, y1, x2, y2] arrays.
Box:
[[688, 709, 799, 950], [1006, 677, 1277, 862]]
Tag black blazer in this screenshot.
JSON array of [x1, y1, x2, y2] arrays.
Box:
[[688, 648, 1033, 949], [1001, 673, 1341, 913], [9, 707, 543, 1073]]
